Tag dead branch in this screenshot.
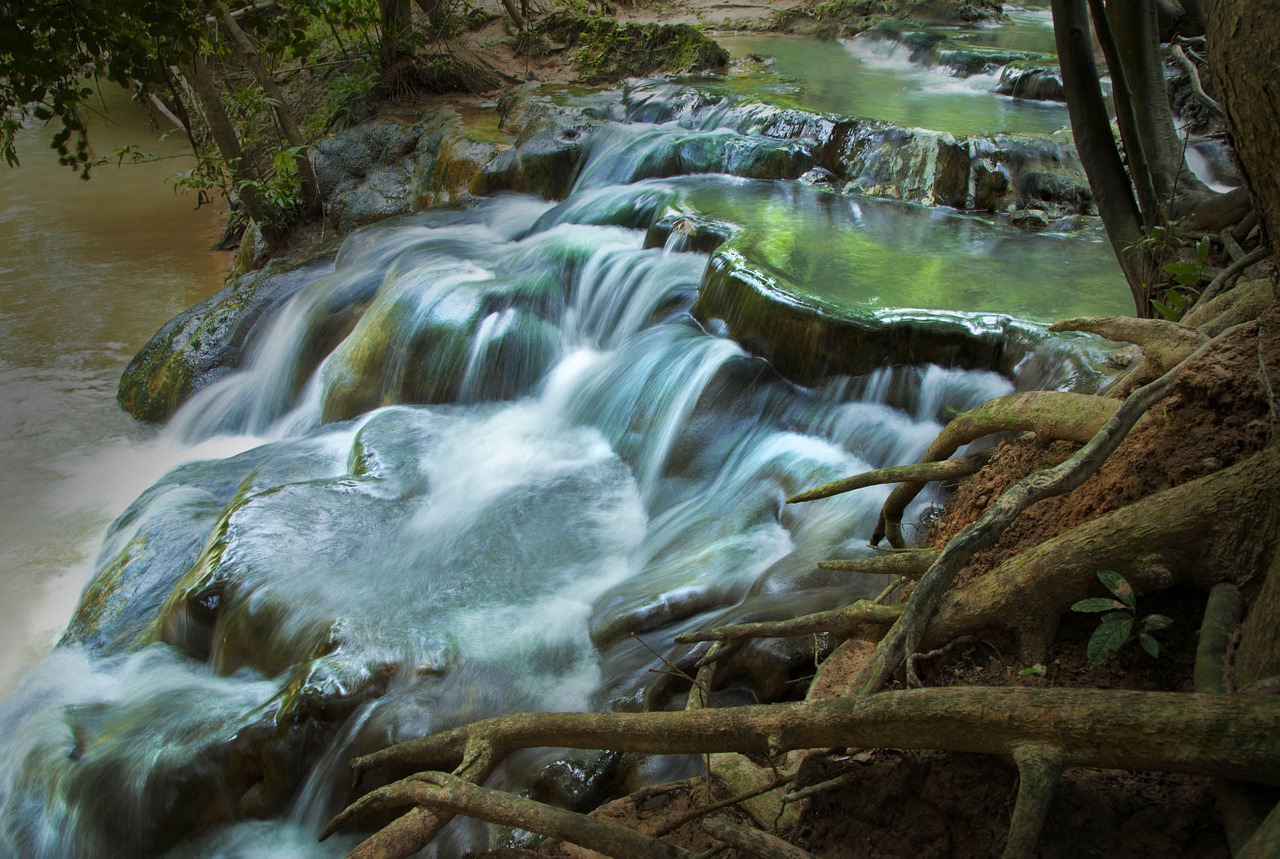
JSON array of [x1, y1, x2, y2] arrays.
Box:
[[674, 601, 901, 645], [702, 816, 814, 858], [787, 453, 991, 504]]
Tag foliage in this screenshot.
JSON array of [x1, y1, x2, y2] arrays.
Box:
[[1151, 234, 1211, 320], [0, 0, 206, 174], [1071, 570, 1173, 665]]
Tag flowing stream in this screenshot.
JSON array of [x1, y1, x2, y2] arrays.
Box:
[[0, 20, 1126, 858], [0, 89, 229, 689]]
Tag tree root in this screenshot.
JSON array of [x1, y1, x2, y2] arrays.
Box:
[[1050, 315, 1208, 374], [923, 442, 1280, 664], [816, 549, 939, 579], [701, 816, 815, 858], [331, 687, 1280, 812], [787, 454, 991, 504], [854, 326, 1247, 692], [356, 771, 692, 859], [873, 391, 1119, 548], [1003, 745, 1064, 859], [674, 600, 901, 645]]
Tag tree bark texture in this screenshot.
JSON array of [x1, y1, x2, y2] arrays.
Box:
[[926, 444, 1280, 661], [1209, 0, 1280, 250], [1053, 0, 1149, 312], [347, 688, 1280, 788]]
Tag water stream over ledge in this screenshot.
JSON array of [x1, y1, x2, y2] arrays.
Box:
[[1, 33, 1128, 857]]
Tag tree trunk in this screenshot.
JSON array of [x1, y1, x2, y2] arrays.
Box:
[[216, 3, 321, 215], [1107, 0, 1208, 206], [1052, 0, 1150, 314], [182, 55, 268, 227], [1209, 0, 1280, 250], [380, 0, 413, 70]]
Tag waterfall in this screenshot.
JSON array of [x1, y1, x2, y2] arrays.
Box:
[[0, 68, 1122, 857]]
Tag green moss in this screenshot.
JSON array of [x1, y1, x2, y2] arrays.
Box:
[[553, 18, 729, 84]]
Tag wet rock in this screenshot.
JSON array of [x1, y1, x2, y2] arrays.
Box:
[[995, 65, 1066, 102], [643, 213, 737, 254], [118, 254, 335, 423], [315, 111, 471, 231], [692, 248, 1043, 383], [474, 122, 587, 200], [1009, 207, 1050, 231], [61, 449, 273, 654], [620, 81, 1089, 216]]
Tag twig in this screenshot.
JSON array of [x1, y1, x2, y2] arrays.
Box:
[[782, 769, 863, 803], [652, 773, 795, 837], [1171, 43, 1222, 116]]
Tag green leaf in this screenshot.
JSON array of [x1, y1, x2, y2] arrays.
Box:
[[1071, 598, 1126, 613], [1097, 571, 1135, 609], [1142, 614, 1173, 631], [1139, 633, 1159, 658], [1151, 299, 1179, 321], [1162, 261, 1201, 287], [1195, 236, 1211, 267], [1087, 616, 1133, 666], [1018, 664, 1047, 677], [1099, 610, 1132, 625]]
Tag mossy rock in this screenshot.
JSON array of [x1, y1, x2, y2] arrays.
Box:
[[117, 255, 336, 423], [547, 17, 729, 84]]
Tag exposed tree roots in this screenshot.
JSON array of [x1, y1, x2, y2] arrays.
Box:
[[330, 690, 1280, 856], [870, 390, 1120, 547], [325, 314, 1280, 859]]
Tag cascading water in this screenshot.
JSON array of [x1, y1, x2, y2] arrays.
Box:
[[0, 58, 1125, 857]]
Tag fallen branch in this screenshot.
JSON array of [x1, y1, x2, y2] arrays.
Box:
[[817, 549, 940, 579], [702, 816, 814, 858], [674, 601, 900, 645], [787, 454, 991, 504]]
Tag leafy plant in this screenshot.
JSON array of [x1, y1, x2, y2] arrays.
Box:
[[1151, 234, 1211, 320], [1071, 570, 1172, 665]]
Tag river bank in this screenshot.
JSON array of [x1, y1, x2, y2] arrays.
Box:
[[2, 1, 1271, 856]]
